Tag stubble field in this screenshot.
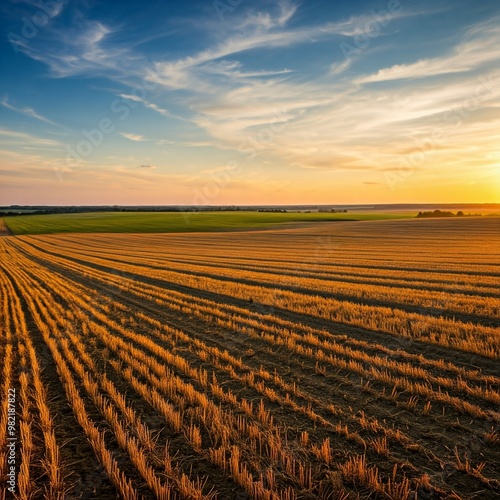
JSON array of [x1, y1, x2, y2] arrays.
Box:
[[0, 216, 499, 499]]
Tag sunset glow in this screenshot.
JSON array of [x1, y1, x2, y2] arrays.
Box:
[[1, 0, 499, 205]]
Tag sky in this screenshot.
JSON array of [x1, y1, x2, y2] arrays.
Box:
[[0, 0, 499, 206]]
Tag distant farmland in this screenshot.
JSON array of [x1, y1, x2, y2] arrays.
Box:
[[0, 216, 499, 499], [3, 211, 411, 235]]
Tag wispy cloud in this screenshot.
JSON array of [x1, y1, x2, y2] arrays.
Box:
[[203, 60, 293, 79], [14, 20, 139, 79], [10, 0, 66, 17], [356, 16, 500, 83], [148, 2, 412, 91], [1, 96, 58, 126], [118, 94, 187, 122], [0, 128, 62, 147], [121, 132, 146, 141], [329, 59, 352, 76], [236, 1, 298, 30]]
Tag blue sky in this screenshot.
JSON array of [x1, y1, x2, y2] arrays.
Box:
[[0, 0, 499, 205]]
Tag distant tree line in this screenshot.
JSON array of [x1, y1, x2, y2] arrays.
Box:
[[258, 209, 288, 213], [0, 205, 248, 216], [416, 210, 481, 218]]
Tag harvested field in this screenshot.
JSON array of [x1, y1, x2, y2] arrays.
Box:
[[1, 216, 499, 499]]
